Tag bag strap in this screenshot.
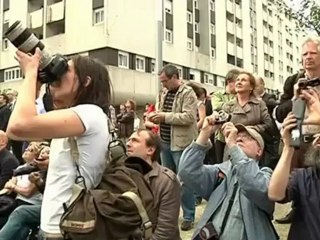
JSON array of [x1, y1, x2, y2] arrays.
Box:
[[220, 181, 238, 235], [122, 191, 153, 239], [68, 137, 87, 189]]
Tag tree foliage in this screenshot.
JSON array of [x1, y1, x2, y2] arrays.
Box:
[[280, 0, 320, 35]]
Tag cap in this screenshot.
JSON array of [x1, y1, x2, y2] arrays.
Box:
[[235, 124, 264, 150]]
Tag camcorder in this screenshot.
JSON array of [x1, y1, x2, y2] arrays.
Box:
[[290, 78, 320, 148], [13, 162, 40, 177], [13, 158, 47, 177], [5, 20, 68, 84]]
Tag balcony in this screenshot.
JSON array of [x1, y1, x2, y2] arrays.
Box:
[[28, 8, 43, 29], [236, 5, 242, 18], [47, 0, 64, 23], [236, 25, 242, 36], [226, 0, 233, 12], [237, 46, 243, 59], [227, 42, 235, 55], [227, 21, 234, 34]]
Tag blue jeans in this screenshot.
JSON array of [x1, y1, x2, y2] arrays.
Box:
[[0, 204, 41, 240], [161, 142, 195, 221]]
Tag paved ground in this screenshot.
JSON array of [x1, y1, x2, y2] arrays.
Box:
[[180, 202, 291, 239]]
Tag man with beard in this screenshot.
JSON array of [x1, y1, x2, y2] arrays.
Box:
[[269, 87, 320, 240]]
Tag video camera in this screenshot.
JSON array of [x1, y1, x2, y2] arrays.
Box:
[[5, 21, 68, 84], [12, 160, 44, 177], [290, 78, 320, 148]]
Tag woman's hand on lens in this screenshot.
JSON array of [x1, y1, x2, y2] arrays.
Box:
[[14, 47, 42, 76]]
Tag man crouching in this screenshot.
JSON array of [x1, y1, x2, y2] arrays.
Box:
[[178, 113, 278, 240]]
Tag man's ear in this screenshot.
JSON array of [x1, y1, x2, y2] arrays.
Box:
[[257, 148, 263, 159], [147, 147, 156, 158], [84, 76, 92, 87]]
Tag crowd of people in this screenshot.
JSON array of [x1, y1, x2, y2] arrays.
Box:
[[0, 36, 318, 240]]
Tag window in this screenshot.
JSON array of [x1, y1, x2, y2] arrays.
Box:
[[118, 51, 129, 68], [176, 66, 182, 79], [135, 56, 145, 72], [210, 0, 215, 11], [4, 67, 22, 82], [187, 11, 193, 23], [194, 0, 198, 9], [211, 48, 216, 58], [194, 23, 199, 33], [204, 73, 215, 85], [151, 59, 156, 73], [165, 30, 173, 43], [93, 8, 104, 25], [2, 38, 8, 51], [187, 39, 193, 50]]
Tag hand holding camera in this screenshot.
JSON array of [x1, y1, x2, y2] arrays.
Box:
[[281, 113, 298, 147], [222, 122, 238, 147]]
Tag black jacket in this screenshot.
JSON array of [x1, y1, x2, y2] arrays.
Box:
[[0, 149, 19, 189], [276, 71, 305, 123], [0, 105, 11, 131]]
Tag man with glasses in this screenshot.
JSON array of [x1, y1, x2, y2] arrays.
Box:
[[179, 114, 277, 240], [148, 64, 198, 231]]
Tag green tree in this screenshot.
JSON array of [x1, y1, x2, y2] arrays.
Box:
[[280, 0, 320, 35]]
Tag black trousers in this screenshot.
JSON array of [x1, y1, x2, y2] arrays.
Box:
[[214, 140, 225, 164]]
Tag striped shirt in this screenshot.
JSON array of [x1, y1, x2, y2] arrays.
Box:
[[160, 89, 177, 143]]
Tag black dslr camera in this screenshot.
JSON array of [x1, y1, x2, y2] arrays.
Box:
[[13, 162, 40, 177], [5, 21, 68, 84], [290, 78, 320, 148]]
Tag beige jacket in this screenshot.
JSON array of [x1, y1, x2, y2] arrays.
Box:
[[223, 95, 273, 132], [158, 84, 198, 151], [145, 162, 181, 240]]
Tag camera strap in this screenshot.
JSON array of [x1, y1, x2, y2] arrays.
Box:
[[219, 181, 238, 235]]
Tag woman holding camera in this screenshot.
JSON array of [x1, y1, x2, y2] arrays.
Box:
[[7, 48, 111, 239]]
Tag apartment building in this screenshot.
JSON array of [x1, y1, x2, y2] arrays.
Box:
[[0, 0, 304, 105]]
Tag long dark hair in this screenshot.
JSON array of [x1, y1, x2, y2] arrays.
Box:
[[71, 55, 112, 114]]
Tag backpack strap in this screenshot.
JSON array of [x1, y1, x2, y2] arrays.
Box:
[[122, 191, 153, 239], [68, 137, 87, 189]]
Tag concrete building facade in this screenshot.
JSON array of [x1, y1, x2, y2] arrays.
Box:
[[0, 0, 305, 104]]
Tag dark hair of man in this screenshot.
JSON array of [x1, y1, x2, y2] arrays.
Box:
[[0, 94, 9, 104], [137, 129, 161, 163], [71, 55, 112, 114], [225, 69, 241, 86], [159, 64, 179, 79]]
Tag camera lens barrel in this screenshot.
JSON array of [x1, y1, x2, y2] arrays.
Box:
[[5, 20, 52, 71]]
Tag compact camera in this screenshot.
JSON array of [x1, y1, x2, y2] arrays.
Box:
[[5, 21, 68, 84], [215, 110, 231, 124]]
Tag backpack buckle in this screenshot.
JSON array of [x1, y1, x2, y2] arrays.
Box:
[[142, 220, 153, 239]]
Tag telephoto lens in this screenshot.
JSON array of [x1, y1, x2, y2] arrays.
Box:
[[5, 21, 52, 72], [5, 20, 68, 83]]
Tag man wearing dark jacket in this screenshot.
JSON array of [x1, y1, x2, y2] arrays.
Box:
[[275, 71, 305, 123], [0, 131, 19, 189], [255, 77, 281, 170], [0, 94, 11, 132]]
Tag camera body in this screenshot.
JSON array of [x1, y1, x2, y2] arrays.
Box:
[[298, 78, 320, 90], [13, 163, 39, 177], [5, 21, 68, 84], [215, 110, 231, 124]]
